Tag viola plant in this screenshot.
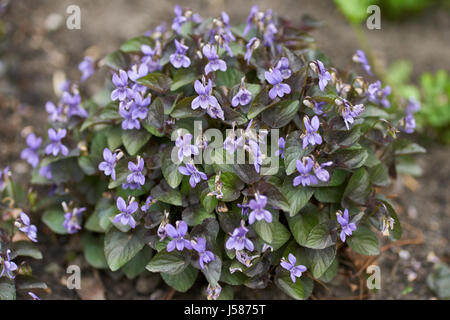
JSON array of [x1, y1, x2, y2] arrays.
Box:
[[23, 5, 424, 300], [0, 166, 45, 300]]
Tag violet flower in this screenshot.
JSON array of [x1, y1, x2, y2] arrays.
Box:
[[17, 212, 38, 243], [111, 70, 133, 101], [248, 139, 263, 173], [353, 50, 373, 76], [336, 98, 365, 130], [310, 60, 331, 92], [244, 37, 259, 65], [280, 253, 307, 283], [28, 292, 40, 300], [166, 220, 192, 252], [38, 165, 52, 180], [302, 115, 322, 149], [337, 208, 357, 242], [0, 249, 17, 279], [248, 194, 272, 224], [275, 137, 285, 159], [45, 101, 63, 122], [203, 44, 226, 75], [191, 237, 215, 269], [0, 166, 10, 191], [45, 128, 69, 157], [126, 157, 145, 187], [98, 148, 117, 180], [225, 220, 254, 252], [265, 68, 291, 100], [119, 102, 140, 130], [78, 56, 95, 82], [206, 283, 222, 300], [293, 157, 318, 187], [21, 133, 42, 168], [170, 39, 191, 69], [62, 91, 88, 118], [114, 197, 138, 229], [63, 207, 85, 234], [232, 87, 252, 107], [191, 79, 223, 119], [314, 161, 333, 182], [171, 5, 187, 34], [223, 130, 243, 155], [175, 133, 199, 162], [243, 5, 259, 36], [178, 163, 207, 188], [366, 81, 391, 108], [140, 195, 153, 212], [131, 94, 151, 120], [304, 98, 326, 115], [275, 57, 291, 79], [128, 64, 149, 93], [141, 43, 161, 72]]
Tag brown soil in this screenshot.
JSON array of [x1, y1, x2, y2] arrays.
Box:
[[1, 0, 449, 300]]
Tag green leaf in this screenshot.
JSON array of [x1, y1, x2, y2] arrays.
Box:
[[106, 126, 123, 150], [202, 255, 222, 287], [42, 208, 68, 235], [78, 156, 97, 176], [261, 100, 300, 128], [319, 259, 339, 283], [257, 180, 290, 213], [314, 186, 345, 203], [84, 198, 116, 233], [161, 265, 198, 293], [281, 178, 314, 216], [146, 249, 189, 275], [333, 148, 368, 169], [143, 97, 166, 136], [305, 246, 336, 278], [217, 285, 234, 300], [104, 227, 147, 271], [151, 180, 182, 206], [122, 129, 151, 156], [394, 139, 426, 155], [275, 273, 313, 300], [199, 184, 218, 213], [11, 241, 42, 260], [247, 87, 272, 119], [207, 172, 244, 202], [82, 233, 108, 269], [161, 149, 183, 188], [253, 220, 274, 243], [120, 35, 154, 53], [269, 221, 291, 250], [171, 68, 198, 91], [427, 263, 450, 299], [369, 163, 390, 187], [216, 68, 244, 88], [121, 246, 153, 279], [103, 50, 130, 70], [137, 73, 172, 94], [182, 205, 215, 227], [347, 225, 380, 256], [0, 278, 16, 300], [170, 96, 205, 118], [343, 167, 371, 204]]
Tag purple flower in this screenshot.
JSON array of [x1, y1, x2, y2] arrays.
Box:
[[225, 220, 254, 252], [191, 237, 215, 269], [98, 148, 117, 180], [336, 98, 365, 130], [243, 5, 259, 36], [353, 50, 373, 76], [244, 37, 259, 65], [263, 21, 278, 47], [111, 70, 133, 101], [202, 44, 226, 75], [78, 56, 95, 82], [21, 133, 42, 168], [237, 200, 250, 216], [171, 5, 188, 33], [131, 94, 151, 120], [140, 195, 153, 212], [206, 283, 222, 300], [232, 87, 252, 107], [119, 102, 141, 130], [63, 207, 85, 234], [141, 43, 161, 72], [166, 220, 192, 252], [192, 79, 217, 110], [275, 57, 291, 79], [18, 212, 38, 243], [175, 133, 199, 162], [170, 39, 191, 69], [128, 64, 149, 92], [304, 98, 326, 116], [366, 81, 391, 108], [28, 292, 40, 300], [402, 114, 416, 134], [311, 60, 331, 92], [337, 208, 357, 242], [302, 115, 322, 149], [45, 128, 69, 157], [293, 157, 318, 187], [224, 131, 243, 154], [275, 137, 285, 159], [0, 166, 10, 191], [114, 197, 138, 229], [406, 97, 421, 114], [248, 194, 272, 224], [248, 139, 263, 173], [0, 249, 18, 279], [178, 163, 207, 188], [38, 165, 52, 180], [280, 253, 307, 283], [61, 91, 88, 118], [314, 161, 333, 182], [45, 101, 63, 122], [126, 157, 145, 187], [206, 103, 225, 120], [265, 68, 291, 100]]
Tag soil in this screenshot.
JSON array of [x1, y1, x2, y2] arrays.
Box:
[[0, 0, 448, 300]]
